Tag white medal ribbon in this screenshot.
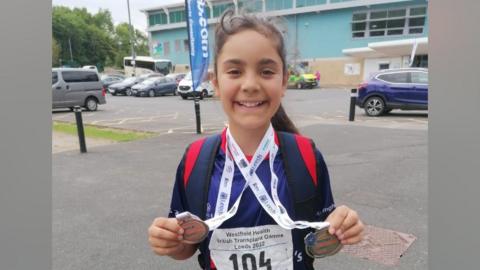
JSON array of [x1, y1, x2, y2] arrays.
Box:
[[205, 124, 329, 231]]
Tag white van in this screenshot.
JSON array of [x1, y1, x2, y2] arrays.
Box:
[[177, 72, 214, 100], [82, 65, 99, 73], [52, 68, 106, 111]]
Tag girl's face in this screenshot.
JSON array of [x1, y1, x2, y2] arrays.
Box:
[[213, 29, 288, 133]]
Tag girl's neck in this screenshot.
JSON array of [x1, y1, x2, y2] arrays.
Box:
[[228, 123, 270, 156]]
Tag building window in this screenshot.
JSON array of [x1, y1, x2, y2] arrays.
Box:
[[175, 40, 181, 52], [238, 0, 263, 12], [184, 39, 189, 52], [212, 2, 235, 17], [352, 6, 426, 38], [296, 0, 327, 8], [266, 0, 293, 11], [170, 10, 186, 23], [149, 11, 168, 26], [164, 42, 170, 56]]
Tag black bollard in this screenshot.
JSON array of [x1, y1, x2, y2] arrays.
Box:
[[73, 106, 87, 153], [349, 88, 357, 122], [194, 97, 202, 134]]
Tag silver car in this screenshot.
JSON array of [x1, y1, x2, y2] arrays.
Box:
[[52, 68, 106, 111]]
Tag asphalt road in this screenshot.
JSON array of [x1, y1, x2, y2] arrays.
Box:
[[52, 88, 427, 270], [52, 88, 428, 133]]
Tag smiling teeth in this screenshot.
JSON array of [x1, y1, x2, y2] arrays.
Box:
[[238, 101, 263, 107]]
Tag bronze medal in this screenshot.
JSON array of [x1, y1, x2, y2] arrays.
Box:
[[304, 227, 343, 258]]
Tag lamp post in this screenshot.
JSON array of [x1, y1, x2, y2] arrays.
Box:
[[126, 0, 136, 76]]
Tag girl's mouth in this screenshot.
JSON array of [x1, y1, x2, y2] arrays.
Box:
[[234, 101, 266, 108]]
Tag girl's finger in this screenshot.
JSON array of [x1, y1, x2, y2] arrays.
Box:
[[341, 233, 363, 245], [338, 209, 360, 234], [338, 221, 364, 242], [325, 205, 348, 235], [148, 225, 183, 241], [151, 243, 184, 256], [151, 217, 184, 234], [149, 236, 181, 249]]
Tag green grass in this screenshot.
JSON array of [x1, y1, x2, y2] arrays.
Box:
[[53, 121, 155, 142]]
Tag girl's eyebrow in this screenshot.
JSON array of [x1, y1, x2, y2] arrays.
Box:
[[222, 58, 245, 66], [222, 58, 279, 66], [258, 58, 279, 66]]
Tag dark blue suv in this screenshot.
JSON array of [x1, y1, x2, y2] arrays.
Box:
[[356, 68, 428, 116]]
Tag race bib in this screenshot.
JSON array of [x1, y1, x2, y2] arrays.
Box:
[[209, 225, 293, 270]]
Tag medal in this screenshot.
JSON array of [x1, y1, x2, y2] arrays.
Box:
[[176, 212, 209, 244], [304, 227, 343, 258]]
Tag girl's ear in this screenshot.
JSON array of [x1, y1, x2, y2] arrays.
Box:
[[212, 75, 221, 98]]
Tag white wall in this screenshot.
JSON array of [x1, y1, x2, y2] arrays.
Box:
[[363, 57, 404, 80]]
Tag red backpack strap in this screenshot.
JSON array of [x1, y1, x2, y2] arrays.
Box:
[[294, 134, 318, 187], [183, 138, 207, 187]]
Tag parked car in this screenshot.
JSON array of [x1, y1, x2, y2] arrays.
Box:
[[82, 65, 99, 73], [166, 73, 187, 86], [138, 72, 164, 80], [131, 77, 178, 97], [356, 68, 428, 116], [177, 72, 214, 100], [287, 73, 317, 89], [101, 74, 125, 88], [108, 77, 140, 96], [52, 68, 106, 111], [108, 73, 163, 96]]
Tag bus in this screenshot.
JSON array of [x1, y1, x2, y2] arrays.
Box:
[[123, 56, 173, 76]]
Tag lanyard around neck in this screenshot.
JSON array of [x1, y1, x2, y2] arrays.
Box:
[[205, 125, 329, 231]]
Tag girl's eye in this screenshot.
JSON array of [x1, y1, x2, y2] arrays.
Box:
[[227, 69, 241, 76], [261, 69, 275, 76]]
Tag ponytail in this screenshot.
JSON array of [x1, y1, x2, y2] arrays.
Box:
[[271, 104, 299, 134]]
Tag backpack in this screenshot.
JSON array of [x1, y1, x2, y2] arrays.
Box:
[[181, 131, 323, 270], [182, 131, 320, 222]]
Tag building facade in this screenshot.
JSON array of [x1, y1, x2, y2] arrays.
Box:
[[141, 0, 428, 86]]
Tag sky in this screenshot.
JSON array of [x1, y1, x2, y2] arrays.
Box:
[[52, 0, 184, 34]]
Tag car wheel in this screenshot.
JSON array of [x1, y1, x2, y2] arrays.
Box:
[[173, 89, 177, 96], [148, 90, 155, 97], [181, 94, 187, 100], [85, 97, 98, 111], [364, 96, 385, 116], [111, 91, 117, 96], [126, 88, 132, 96]]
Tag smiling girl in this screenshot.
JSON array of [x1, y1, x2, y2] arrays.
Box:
[[148, 10, 363, 270]]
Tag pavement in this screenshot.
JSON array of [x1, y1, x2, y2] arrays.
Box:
[[53, 120, 427, 270]]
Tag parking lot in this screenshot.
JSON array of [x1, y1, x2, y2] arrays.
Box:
[[52, 87, 427, 270], [53, 87, 427, 134]]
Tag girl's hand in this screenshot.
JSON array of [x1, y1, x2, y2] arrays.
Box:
[[325, 205, 364, 245], [148, 217, 196, 260]]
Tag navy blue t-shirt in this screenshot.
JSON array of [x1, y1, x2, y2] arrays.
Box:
[[169, 131, 335, 270]]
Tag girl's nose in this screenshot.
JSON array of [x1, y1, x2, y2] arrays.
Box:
[[240, 72, 260, 93]]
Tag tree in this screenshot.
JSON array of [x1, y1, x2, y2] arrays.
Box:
[[52, 38, 61, 67], [53, 6, 150, 70], [112, 23, 150, 67]]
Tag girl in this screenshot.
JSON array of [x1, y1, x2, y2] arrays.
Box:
[[148, 10, 363, 270]]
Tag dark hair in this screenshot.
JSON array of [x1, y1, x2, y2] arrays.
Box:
[[214, 10, 299, 134]]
